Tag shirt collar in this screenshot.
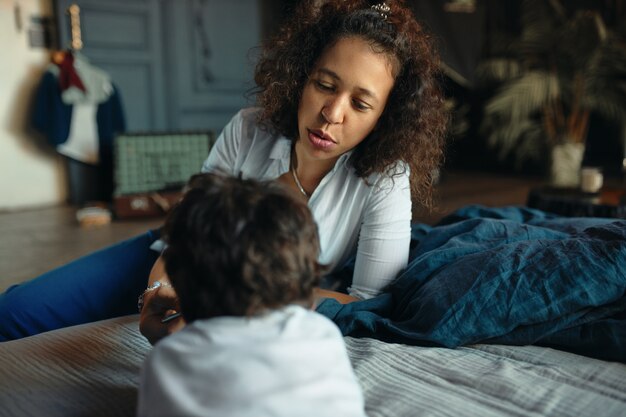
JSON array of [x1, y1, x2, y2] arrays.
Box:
[[269, 137, 292, 162]]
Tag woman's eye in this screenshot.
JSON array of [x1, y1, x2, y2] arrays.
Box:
[[353, 99, 371, 111], [315, 81, 334, 91]]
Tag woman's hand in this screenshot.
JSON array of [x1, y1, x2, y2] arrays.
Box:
[[313, 288, 359, 307], [139, 257, 186, 345]]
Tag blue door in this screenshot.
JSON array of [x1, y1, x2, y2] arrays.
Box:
[[55, 0, 261, 134]]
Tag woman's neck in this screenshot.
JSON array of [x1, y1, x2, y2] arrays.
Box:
[[292, 141, 339, 195]]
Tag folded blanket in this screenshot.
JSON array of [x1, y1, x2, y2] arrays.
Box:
[[318, 205, 626, 362]]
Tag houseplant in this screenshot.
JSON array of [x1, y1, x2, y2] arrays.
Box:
[[477, 0, 626, 186]]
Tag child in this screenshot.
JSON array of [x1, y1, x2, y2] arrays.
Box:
[[137, 173, 366, 417]]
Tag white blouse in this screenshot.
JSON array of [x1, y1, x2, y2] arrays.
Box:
[[202, 108, 412, 299]]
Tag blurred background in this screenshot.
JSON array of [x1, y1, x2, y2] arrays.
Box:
[[1, 0, 625, 211]]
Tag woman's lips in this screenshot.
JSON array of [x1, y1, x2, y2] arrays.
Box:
[[307, 129, 336, 150]]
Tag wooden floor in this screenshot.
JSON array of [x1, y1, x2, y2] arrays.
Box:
[[0, 208, 163, 292], [0, 170, 542, 292], [413, 170, 543, 224]]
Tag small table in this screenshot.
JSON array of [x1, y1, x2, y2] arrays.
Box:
[[527, 186, 626, 218]]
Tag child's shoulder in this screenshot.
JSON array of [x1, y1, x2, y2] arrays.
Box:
[[280, 305, 344, 340]]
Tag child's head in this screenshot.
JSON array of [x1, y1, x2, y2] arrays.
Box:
[[162, 173, 322, 322]]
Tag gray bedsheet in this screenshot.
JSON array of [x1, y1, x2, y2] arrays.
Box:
[[1, 315, 625, 417]]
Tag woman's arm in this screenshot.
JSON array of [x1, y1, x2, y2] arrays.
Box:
[[139, 257, 185, 345], [349, 170, 412, 299], [139, 263, 360, 344], [314, 288, 359, 305]]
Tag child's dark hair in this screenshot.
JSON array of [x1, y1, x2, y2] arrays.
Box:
[[254, 0, 447, 209], [162, 173, 323, 322]]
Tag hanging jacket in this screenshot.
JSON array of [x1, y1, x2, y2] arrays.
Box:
[[31, 60, 126, 163]]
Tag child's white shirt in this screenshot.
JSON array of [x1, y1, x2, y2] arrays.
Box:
[[137, 305, 366, 417]]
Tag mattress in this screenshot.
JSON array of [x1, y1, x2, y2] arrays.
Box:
[[1, 315, 625, 417]]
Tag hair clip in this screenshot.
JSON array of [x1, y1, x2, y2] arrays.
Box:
[[371, 2, 391, 20]]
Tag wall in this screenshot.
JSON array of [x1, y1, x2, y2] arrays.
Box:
[[0, 0, 64, 211], [0, 0, 266, 210]]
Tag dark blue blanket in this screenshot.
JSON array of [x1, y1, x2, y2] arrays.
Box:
[[317, 206, 626, 362]]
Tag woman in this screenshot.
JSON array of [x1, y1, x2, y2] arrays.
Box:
[[0, 0, 446, 344]]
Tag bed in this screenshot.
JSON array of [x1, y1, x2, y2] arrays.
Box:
[[1, 205, 625, 416], [1, 315, 625, 417]]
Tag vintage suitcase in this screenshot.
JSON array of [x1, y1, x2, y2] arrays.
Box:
[[113, 190, 184, 219], [113, 132, 213, 218]]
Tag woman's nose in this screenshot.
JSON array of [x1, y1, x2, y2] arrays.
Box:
[[321, 98, 346, 124]]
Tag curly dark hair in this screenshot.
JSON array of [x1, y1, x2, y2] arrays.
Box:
[[162, 173, 323, 322], [254, 0, 447, 209]]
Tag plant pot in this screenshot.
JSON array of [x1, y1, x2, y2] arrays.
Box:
[[550, 142, 585, 187]]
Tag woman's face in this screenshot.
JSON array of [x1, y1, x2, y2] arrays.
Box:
[[296, 36, 396, 165]]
